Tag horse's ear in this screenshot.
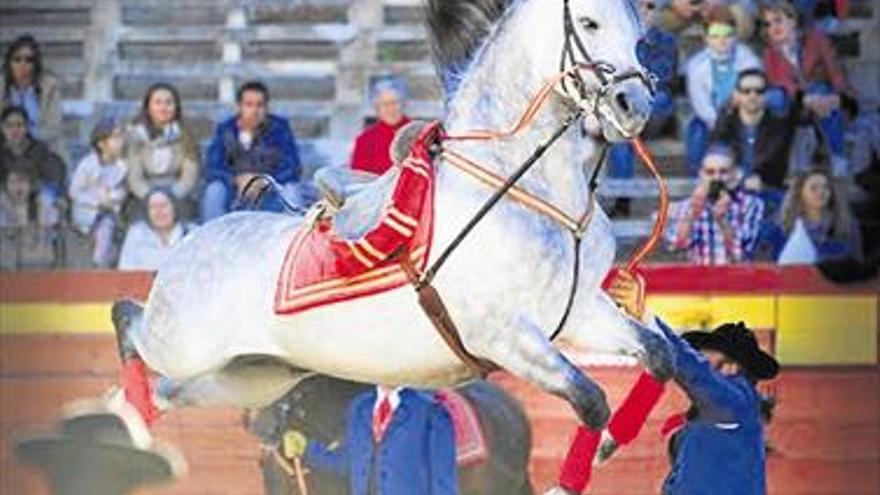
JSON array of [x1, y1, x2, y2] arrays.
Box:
[[425, 0, 511, 85]]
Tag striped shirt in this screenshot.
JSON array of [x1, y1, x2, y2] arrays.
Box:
[[666, 189, 764, 265]]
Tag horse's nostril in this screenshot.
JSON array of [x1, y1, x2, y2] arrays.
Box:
[[615, 92, 631, 113]]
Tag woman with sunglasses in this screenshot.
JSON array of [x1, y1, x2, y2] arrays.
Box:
[[0, 35, 67, 165]]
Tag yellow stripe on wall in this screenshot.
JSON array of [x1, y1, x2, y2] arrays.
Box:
[[648, 295, 776, 331], [777, 295, 877, 365], [0, 303, 113, 334]]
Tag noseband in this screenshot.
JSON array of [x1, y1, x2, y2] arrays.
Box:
[[559, 0, 656, 113]]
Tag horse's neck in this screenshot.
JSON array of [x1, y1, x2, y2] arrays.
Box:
[[441, 4, 596, 219]]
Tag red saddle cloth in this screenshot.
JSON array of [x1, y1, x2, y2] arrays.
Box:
[[274, 122, 440, 315], [435, 390, 489, 467]]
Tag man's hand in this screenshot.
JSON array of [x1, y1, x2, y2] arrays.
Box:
[[282, 429, 308, 459], [606, 269, 646, 321]]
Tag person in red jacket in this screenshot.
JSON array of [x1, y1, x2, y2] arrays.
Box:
[[760, 0, 856, 176], [350, 77, 412, 175]]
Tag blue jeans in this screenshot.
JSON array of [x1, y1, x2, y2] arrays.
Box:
[[686, 117, 711, 177], [806, 82, 846, 158]]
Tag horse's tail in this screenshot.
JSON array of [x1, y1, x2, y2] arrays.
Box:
[[112, 299, 160, 426]]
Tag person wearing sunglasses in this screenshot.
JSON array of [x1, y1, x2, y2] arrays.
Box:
[[711, 69, 803, 214], [666, 143, 765, 265], [0, 35, 67, 165], [759, 0, 856, 177], [683, 5, 762, 177]]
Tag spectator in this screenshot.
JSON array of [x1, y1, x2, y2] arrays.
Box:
[[282, 385, 457, 495], [202, 81, 301, 221], [657, 0, 758, 41], [125, 82, 201, 217], [684, 5, 762, 175], [0, 168, 56, 269], [666, 144, 764, 264], [711, 68, 801, 211], [68, 119, 128, 268], [1, 106, 65, 227], [760, 0, 855, 176], [609, 0, 679, 217], [350, 77, 412, 175], [0, 35, 67, 163], [773, 168, 860, 262], [118, 188, 195, 271]]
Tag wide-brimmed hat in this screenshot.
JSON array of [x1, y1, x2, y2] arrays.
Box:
[[682, 322, 780, 380]]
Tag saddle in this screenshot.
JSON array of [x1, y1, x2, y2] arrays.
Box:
[[274, 122, 441, 315]]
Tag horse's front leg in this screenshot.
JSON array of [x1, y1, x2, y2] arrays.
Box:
[[558, 292, 675, 382], [467, 317, 610, 430]]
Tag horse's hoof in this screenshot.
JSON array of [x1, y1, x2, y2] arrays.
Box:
[[112, 300, 143, 360], [543, 486, 579, 495]]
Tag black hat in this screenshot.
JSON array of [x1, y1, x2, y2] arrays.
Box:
[[682, 322, 780, 380]]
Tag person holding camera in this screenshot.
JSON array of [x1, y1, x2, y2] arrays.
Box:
[[666, 143, 764, 265]]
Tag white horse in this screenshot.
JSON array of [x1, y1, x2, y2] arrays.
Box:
[[114, 0, 673, 430]]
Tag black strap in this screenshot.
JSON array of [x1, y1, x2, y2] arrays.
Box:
[[549, 142, 608, 342]]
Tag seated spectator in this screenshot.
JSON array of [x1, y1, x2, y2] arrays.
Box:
[[1, 35, 67, 164], [201, 81, 301, 221], [657, 0, 758, 41], [350, 77, 412, 175], [772, 168, 860, 262], [711, 68, 801, 212], [0, 168, 56, 269], [0, 106, 65, 227], [609, 0, 679, 217], [666, 144, 764, 264], [118, 188, 195, 271], [760, 0, 856, 176], [684, 5, 762, 175], [68, 119, 128, 268], [125, 82, 200, 217]]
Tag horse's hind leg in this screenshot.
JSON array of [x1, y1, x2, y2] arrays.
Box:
[[156, 355, 311, 410], [111, 299, 161, 425], [469, 319, 610, 430]]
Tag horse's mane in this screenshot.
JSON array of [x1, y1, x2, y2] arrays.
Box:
[[424, 0, 513, 97]]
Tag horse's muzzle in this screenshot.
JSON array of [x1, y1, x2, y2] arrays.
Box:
[[599, 80, 653, 142]]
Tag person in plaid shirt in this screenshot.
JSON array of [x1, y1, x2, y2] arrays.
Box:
[[667, 144, 764, 265]]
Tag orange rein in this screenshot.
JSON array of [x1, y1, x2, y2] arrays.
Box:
[[440, 66, 669, 272]]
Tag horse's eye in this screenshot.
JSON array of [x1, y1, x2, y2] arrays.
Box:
[[579, 16, 600, 31]]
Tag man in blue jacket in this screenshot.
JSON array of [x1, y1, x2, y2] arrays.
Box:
[[658, 319, 778, 495], [284, 385, 458, 495], [201, 81, 301, 221], [547, 269, 779, 495]]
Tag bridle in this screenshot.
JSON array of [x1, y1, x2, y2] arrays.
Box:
[[559, 0, 657, 129], [400, 0, 670, 356]]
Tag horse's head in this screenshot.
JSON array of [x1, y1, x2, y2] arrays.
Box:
[[539, 0, 655, 141]]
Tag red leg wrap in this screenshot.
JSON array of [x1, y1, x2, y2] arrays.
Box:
[[120, 357, 160, 426], [607, 371, 666, 445], [558, 426, 601, 493]]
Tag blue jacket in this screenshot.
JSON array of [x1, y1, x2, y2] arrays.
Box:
[[204, 114, 300, 186], [305, 388, 458, 495], [656, 319, 767, 495]]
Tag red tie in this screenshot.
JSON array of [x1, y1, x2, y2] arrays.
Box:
[[373, 393, 393, 442]]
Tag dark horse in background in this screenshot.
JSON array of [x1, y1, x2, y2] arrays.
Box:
[[246, 375, 533, 495]]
